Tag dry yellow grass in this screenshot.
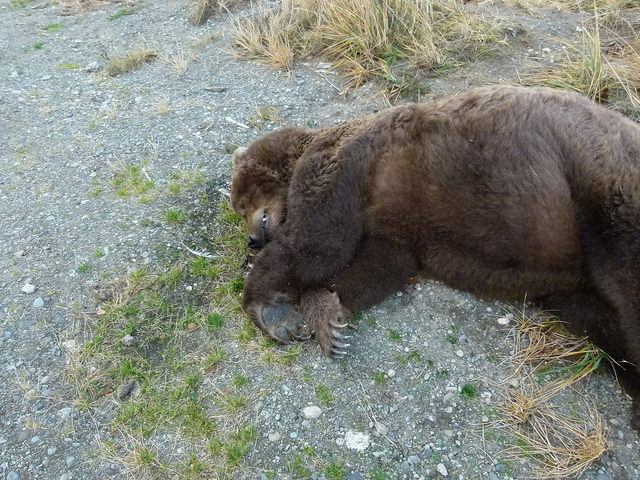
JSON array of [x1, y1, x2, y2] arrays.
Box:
[[231, 0, 508, 90], [55, 0, 134, 15], [188, 0, 245, 25], [497, 309, 610, 478], [527, 14, 640, 110], [505, 404, 609, 479], [106, 48, 157, 76]]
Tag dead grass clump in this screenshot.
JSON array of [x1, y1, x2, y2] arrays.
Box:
[[232, 0, 512, 90], [160, 49, 196, 76], [106, 48, 157, 76], [55, 0, 134, 15], [188, 0, 245, 25], [232, 0, 440, 89], [528, 17, 640, 109], [506, 405, 609, 479], [432, 0, 509, 63], [496, 309, 610, 478]]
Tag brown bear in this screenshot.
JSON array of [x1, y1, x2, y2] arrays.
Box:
[[231, 85, 640, 424]]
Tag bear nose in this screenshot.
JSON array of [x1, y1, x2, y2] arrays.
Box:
[[247, 235, 263, 249]]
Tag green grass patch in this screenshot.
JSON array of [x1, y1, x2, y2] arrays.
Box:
[[66, 198, 256, 477], [43, 23, 63, 33], [315, 383, 335, 406], [112, 164, 154, 198], [460, 382, 479, 400], [163, 208, 185, 224], [324, 459, 347, 480], [108, 7, 135, 20]]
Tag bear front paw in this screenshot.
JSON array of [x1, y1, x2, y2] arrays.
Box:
[[300, 289, 352, 357], [247, 299, 311, 344]]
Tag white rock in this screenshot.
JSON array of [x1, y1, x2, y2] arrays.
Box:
[[21, 283, 36, 294], [268, 432, 282, 442], [437, 463, 448, 476], [455, 349, 464, 357], [344, 430, 370, 451], [302, 405, 322, 419], [497, 317, 510, 325], [443, 392, 455, 403]]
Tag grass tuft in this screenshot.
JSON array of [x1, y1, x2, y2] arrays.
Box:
[[106, 48, 157, 76], [496, 308, 610, 478], [232, 0, 510, 91]]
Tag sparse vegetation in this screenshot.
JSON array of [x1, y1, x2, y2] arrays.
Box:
[[188, 0, 244, 25], [106, 48, 157, 76], [111, 163, 154, 198], [65, 197, 266, 476], [497, 310, 610, 477], [527, 12, 640, 110]]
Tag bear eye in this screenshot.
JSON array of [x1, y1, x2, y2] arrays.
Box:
[[262, 213, 268, 224]]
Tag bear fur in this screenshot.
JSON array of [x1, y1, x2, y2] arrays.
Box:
[[231, 85, 640, 424]]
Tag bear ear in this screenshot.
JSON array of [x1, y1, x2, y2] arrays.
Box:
[[231, 146, 248, 169]]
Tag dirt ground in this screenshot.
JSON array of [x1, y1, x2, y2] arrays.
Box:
[[1, 1, 639, 479]]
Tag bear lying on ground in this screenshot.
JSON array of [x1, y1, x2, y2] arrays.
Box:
[[231, 85, 640, 425]]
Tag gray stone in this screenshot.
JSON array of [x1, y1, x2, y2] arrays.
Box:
[[437, 463, 448, 477], [21, 283, 36, 294], [494, 464, 504, 472], [7, 472, 20, 480], [268, 432, 282, 442], [48, 446, 58, 455], [122, 334, 135, 346], [66, 455, 76, 467], [596, 471, 612, 480], [407, 455, 421, 465], [33, 297, 45, 308]]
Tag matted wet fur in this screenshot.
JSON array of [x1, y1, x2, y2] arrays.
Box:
[[231, 85, 640, 427]]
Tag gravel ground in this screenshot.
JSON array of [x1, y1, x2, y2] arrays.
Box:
[[1, 1, 639, 479]]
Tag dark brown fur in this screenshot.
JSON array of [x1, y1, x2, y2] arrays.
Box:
[[231, 85, 640, 425]]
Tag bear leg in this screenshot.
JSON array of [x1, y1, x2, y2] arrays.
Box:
[[303, 237, 420, 356]]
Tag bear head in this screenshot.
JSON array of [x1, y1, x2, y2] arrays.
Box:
[[231, 127, 313, 249]]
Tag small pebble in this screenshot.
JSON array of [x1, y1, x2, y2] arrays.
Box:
[[455, 349, 464, 357], [21, 283, 36, 294], [122, 334, 135, 346], [494, 464, 504, 472], [48, 446, 57, 455], [437, 463, 448, 476], [497, 316, 510, 325], [66, 456, 76, 467], [7, 472, 20, 480], [268, 432, 282, 442], [33, 297, 45, 308], [289, 432, 298, 439], [443, 392, 455, 403], [30, 435, 41, 443], [407, 455, 421, 465]]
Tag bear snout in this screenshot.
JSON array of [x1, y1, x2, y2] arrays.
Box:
[[248, 234, 265, 249]]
